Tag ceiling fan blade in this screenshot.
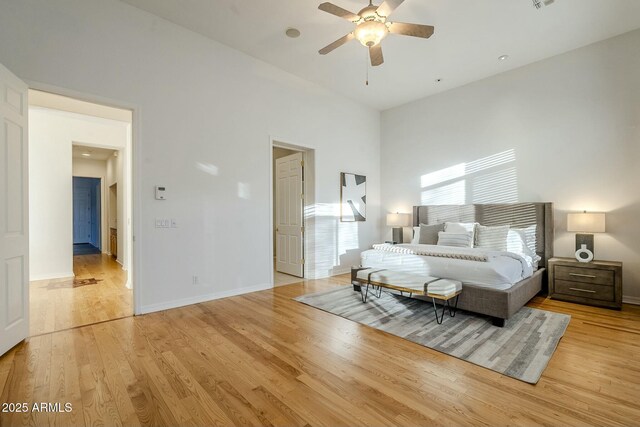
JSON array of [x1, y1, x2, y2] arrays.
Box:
[[319, 32, 355, 55], [369, 44, 384, 66], [318, 2, 361, 22], [376, 0, 405, 18], [388, 22, 435, 39]]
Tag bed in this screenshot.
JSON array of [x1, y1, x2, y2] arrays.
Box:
[[360, 203, 554, 325]]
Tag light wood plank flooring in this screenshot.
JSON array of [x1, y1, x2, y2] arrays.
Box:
[[29, 254, 132, 336], [274, 270, 304, 287], [2, 274, 639, 426]]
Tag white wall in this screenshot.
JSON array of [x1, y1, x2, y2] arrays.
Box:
[[0, 0, 381, 313], [29, 110, 73, 280], [73, 157, 108, 251], [28, 107, 129, 280], [381, 29, 640, 301]]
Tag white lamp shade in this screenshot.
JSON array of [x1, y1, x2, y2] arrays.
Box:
[[567, 212, 605, 233], [386, 213, 411, 227]]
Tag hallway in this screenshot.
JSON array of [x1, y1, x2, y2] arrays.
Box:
[[29, 254, 132, 336]]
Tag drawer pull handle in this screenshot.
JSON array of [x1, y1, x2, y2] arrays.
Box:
[[568, 273, 597, 279], [569, 287, 596, 293]]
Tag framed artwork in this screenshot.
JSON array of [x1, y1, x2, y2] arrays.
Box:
[[340, 172, 366, 222]]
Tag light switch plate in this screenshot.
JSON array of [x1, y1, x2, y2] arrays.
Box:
[[155, 218, 171, 228]]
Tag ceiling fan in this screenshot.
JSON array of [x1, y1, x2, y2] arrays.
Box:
[[318, 0, 434, 66]]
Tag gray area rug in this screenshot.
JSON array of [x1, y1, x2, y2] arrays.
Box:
[[295, 286, 570, 384]]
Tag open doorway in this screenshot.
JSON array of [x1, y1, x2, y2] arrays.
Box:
[[28, 90, 134, 336], [272, 142, 314, 287], [73, 176, 102, 255]]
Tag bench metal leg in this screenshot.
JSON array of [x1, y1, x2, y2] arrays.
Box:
[[360, 282, 370, 303], [360, 282, 384, 303], [431, 295, 459, 324], [375, 285, 382, 298], [448, 295, 459, 318]]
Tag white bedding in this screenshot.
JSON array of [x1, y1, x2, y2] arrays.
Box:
[[360, 244, 535, 290]]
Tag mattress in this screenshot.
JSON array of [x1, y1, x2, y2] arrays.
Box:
[[360, 244, 534, 290]]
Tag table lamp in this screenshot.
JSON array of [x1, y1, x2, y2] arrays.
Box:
[[567, 211, 605, 262], [386, 213, 411, 244]]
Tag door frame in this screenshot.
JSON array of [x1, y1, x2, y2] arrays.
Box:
[[25, 79, 142, 315], [268, 136, 314, 287]]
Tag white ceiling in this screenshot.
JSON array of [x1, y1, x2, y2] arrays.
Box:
[[119, 0, 640, 110], [30, 90, 132, 123], [72, 145, 118, 161]]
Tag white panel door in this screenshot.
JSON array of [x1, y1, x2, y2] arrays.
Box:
[[275, 152, 304, 277], [0, 63, 29, 357]]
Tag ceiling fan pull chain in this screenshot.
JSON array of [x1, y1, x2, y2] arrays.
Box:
[[365, 48, 369, 86]]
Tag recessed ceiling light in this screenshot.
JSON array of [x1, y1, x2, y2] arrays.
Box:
[[498, 55, 509, 61], [285, 28, 301, 38], [81, 152, 91, 157]]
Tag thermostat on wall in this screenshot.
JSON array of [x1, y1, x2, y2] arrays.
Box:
[[155, 186, 167, 200]]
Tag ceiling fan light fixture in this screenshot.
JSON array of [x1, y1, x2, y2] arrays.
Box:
[[354, 20, 388, 47]]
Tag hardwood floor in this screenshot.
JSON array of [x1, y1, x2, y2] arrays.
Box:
[[2, 274, 639, 426], [29, 254, 132, 336], [274, 270, 304, 287]]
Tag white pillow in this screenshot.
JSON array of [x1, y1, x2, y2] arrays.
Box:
[[445, 222, 477, 246], [475, 224, 510, 251], [437, 231, 473, 248], [507, 225, 540, 263], [411, 226, 420, 244]]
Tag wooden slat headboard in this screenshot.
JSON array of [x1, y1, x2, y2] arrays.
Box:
[[412, 203, 554, 268]]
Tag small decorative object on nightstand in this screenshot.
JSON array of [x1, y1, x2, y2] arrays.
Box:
[[548, 257, 622, 309]]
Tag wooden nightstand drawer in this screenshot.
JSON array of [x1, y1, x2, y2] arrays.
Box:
[[554, 280, 615, 302], [555, 265, 614, 286], [548, 257, 623, 309]]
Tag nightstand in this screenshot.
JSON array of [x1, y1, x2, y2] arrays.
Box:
[[548, 257, 622, 309]]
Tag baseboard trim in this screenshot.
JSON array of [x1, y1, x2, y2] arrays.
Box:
[[29, 272, 75, 282], [623, 296, 640, 305], [140, 283, 273, 315]]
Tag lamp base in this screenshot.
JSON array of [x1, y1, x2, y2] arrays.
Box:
[[575, 233, 594, 259], [392, 227, 403, 244]]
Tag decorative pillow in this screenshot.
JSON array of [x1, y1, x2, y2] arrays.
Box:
[[507, 225, 540, 263], [437, 231, 473, 248], [418, 223, 445, 245], [410, 226, 421, 244], [475, 224, 510, 251], [444, 222, 477, 243]]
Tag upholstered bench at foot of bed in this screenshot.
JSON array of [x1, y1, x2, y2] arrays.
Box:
[[355, 269, 440, 293], [350, 266, 545, 327], [351, 268, 463, 324]]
